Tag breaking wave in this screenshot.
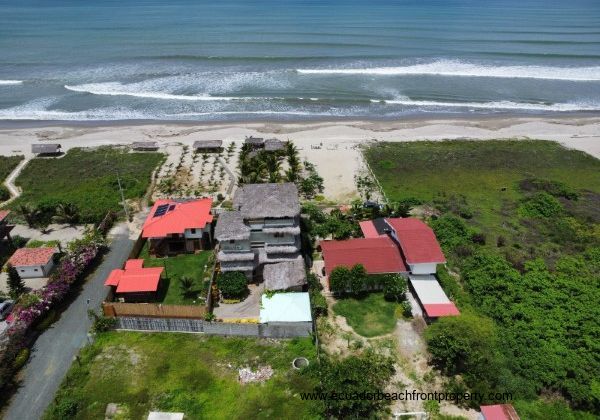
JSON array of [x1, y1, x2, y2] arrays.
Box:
[[297, 59, 600, 81], [0, 80, 23, 85]]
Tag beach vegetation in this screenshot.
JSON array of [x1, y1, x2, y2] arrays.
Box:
[[11, 147, 164, 224], [365, 140, 600, 413]]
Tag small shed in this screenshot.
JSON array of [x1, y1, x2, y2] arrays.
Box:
[[32, 143, 61, 155], [132, 141, 159, 151], [263, 258, 307, 291], [479, 404, 520, 420], [260, 292, 312, 326], [8, 247, 57, 278], [244, 136, 264, 148], [264, 138, 285, 151], [105, 259, 164, 302], [193, 140, 223, 153]]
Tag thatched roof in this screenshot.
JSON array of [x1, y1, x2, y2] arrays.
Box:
[[264, 138, 284, 151], [245, 136, 264, 145], [32, 143, 61, 154], [233, 183, 300, 219], [263, 257, 307, 291], [214, 211, 250, 241], [193, 140, 223, 150], [132, 141, 159, 150]]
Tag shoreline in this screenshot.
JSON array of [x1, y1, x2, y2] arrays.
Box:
[[1, 115, 599, 201]]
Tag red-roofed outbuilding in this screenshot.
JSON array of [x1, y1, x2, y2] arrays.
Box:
[[480, 404, 520, 420], [8, 247, 57, 278], [143, 198, 213, 256], [105, 259, 164, 302], [320, 237, 407, 277], [385, 218, 446, 274]]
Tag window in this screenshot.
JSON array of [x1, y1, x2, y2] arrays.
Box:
[[190, 228, 196, 234], [34, 268, 38, 271], [229, 240, 235, 244], [274, 232, 284, 238]]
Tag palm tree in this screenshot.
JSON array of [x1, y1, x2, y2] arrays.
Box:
[[179, 276, 195, 298], [54, 202, 80, 225], [264, 153, 282, 183]]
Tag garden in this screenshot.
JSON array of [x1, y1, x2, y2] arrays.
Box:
[[365, 140, 600, 418], [44, 332, 320, 420], [10, 147, 164, 224]]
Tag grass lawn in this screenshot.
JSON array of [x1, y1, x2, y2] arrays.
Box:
[[11, 147, 164, 223], [139, 244, 212, 305], [0, 155, 23, 181], [364, 140, 600, 239], [44, 332, 320, 420], [333, 292, 399, 337]]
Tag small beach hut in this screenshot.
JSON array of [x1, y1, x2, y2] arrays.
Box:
[[132, 141, 159, 151], [193, 140, 223, 153], [264, 138, 285, 151], [244, 136, 264, 149], [31, 143, 61, 155]]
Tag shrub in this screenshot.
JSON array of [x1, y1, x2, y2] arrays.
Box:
[[12, 348, 30, 370], [310, 290, 328, 318], [470, 232, 486, 245], [87, 310, 117, 333], [430, 215, 472, 251], [382, 274, 407, 302], [0, 185, 10, 201], [518, 192, 563, 218], [329, 266, 352, 294], [216, 271, 248, 299], [52, 397, 79, 418], [349, 264, 367, 295]]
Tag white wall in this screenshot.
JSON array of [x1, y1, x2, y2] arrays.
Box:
[[16, 259, 54, 279], [184, 225, 210, 239], [408, 262, 438, 275]]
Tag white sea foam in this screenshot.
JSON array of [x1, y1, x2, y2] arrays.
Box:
[[297, 60, 600, 81], [0, 80, 23, 85], [64, 83, 259, 101], [373, 98, 600, 111]]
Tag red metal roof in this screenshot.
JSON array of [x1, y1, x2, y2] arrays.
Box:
[[359, 220, 384, 238], [480, 404, 520, 420], [423, 303, 460, 317], [142, 198, 213, 238], [385, 218, 446, 264], [0, 210, 10, 222], [8, 247, 55, 267], [320, 237, 407, 276], [104, 259, 164, 293]]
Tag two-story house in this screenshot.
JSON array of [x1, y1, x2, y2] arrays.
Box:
[[215, 183, 302, 280]]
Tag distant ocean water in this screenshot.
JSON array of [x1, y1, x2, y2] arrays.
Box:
[[1, 0, 600, 122]]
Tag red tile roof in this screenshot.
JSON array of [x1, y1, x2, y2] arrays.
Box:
[[0, 210, 10, 222], [480, 404, 520, 420], [359, 220, 384, 238], [320, 237, 407, 276], [423, 303, 460, 317], [385, 218, 446, 264], [8, 247, 55, 267], [142, 198, 213, 238], [104, 259, 164, 293]]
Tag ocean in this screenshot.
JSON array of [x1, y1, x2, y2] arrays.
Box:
[[1, 0, 599, 122]]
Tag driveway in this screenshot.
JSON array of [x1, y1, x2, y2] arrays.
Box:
[[213, 282, 263, 319], [3, 223, 134, 420]]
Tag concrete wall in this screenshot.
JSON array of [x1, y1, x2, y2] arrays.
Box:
[[409, 262, 438, 275], [16, 260, 54, 279], [114, 316, 312, 338]]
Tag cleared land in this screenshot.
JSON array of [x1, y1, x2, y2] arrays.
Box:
[[44, 332, 319, 420], [333, 293, 399, 337], [139, 245, 212, 305], [11, 147, 164, 223]]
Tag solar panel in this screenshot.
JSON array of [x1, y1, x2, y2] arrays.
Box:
[[153, 204, 169, 217]]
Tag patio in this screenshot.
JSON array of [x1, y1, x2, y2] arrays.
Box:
[[212, 282, 264, 319]]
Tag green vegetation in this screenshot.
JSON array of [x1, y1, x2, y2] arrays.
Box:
[[216, 271, 248, 299], [12, 147, 163, 223], [45, 332, 320, 420], [140, 245, 212, 305], [366, 140, 600, 414], [0, 155, 23, 202], [333, 292, 399, 337], [314, 351, 395, 418]]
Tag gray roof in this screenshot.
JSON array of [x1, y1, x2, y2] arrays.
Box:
[[214, 211, 250, 241], [32, 143, 61, 154], [245, 136, 264, 145], [233, 183, 300, 219], [132, 141, 159, 150], [263, 257, 307, 291], [264, 138, 284, 151], [193, 140, 223, 150]]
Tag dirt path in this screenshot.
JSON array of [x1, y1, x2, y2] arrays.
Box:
[[2, 157, 30, 206]]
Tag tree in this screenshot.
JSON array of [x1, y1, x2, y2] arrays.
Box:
[[216, 271, 248, 299], [54, 202, 80, 225], [315, 351, 395, 418], [349, 264, 367, 295], [179, 276, 195, 298], [329, 266, 352, 294], [7, 263, 25, 299], [382, 274, 407, 302]]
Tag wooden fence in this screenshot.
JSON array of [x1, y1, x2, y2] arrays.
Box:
[[103, 302, 206, 319]]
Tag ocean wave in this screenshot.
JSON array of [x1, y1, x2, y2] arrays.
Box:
[[373, 98, 600, 112], [297, 60, 600, 81], [0, 80, 23, 85], [64, 83, 264, 101]]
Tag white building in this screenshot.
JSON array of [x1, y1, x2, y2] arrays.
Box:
[[8, 247, 56, 279]]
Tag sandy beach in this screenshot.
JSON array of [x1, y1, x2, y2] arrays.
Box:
[[1, 115, 599, 201]]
